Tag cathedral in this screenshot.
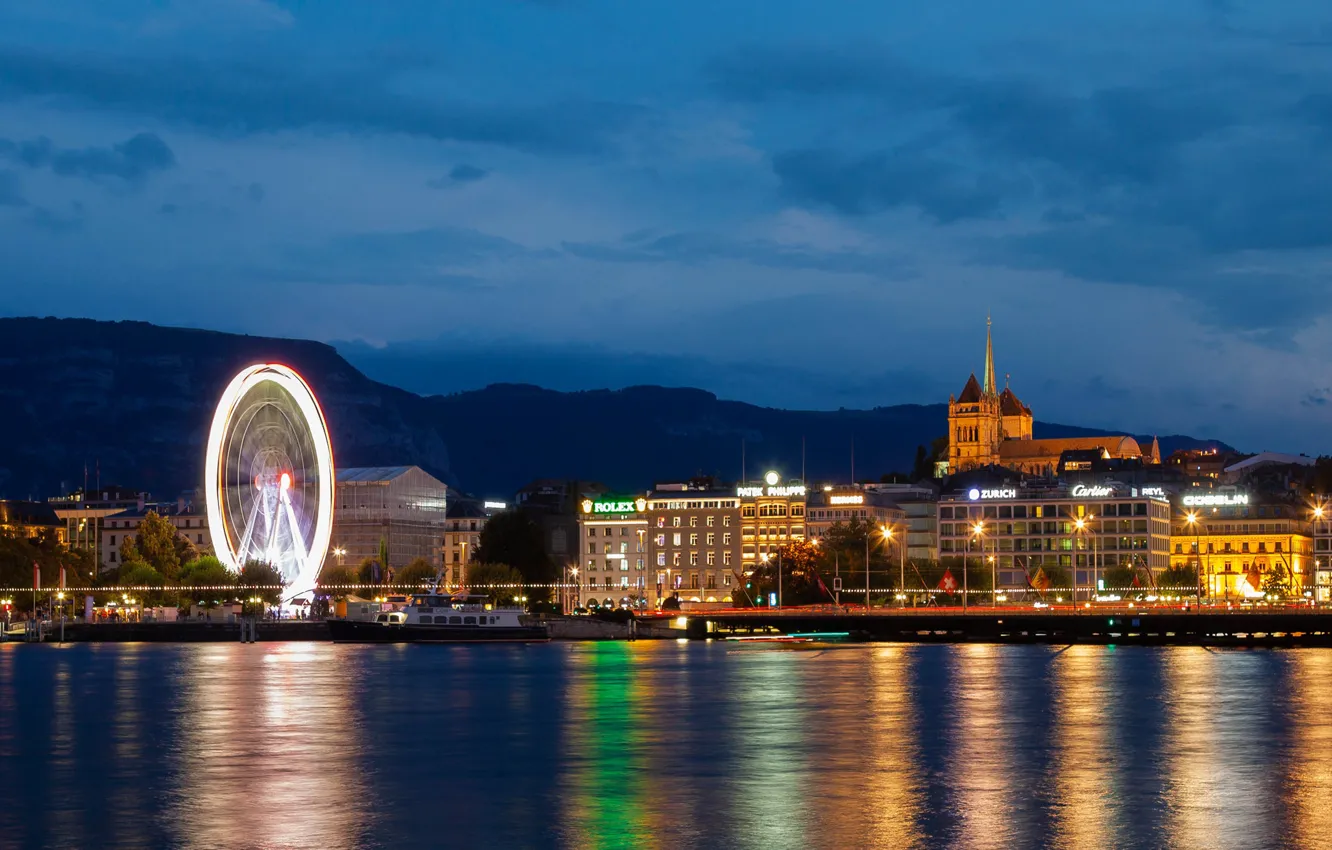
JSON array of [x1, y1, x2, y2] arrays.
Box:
[[945, 319, 1157, 476]]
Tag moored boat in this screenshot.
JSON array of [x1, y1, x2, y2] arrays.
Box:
[[327, 593, 548, 643]]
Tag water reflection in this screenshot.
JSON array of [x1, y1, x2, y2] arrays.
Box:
[[5, 642, 1332, 850], [166, 643, 368, 849], [1048, 646, 1116, 849]]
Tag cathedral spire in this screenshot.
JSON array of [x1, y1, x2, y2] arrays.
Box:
[[983, 314, 997, 397]]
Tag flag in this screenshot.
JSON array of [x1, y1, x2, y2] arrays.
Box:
[[938, 569, 958, 593], [815, 573, 834, 602], [1031, 567, 1051, 592], [1245, 565, 1262, 593], [33, 561, 40, 591], [1131, 573, 1140, 588]]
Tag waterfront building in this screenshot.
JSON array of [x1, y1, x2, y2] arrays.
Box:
[[866, 482, 941, 562], [937, 480, 1171, 592], [737, 471, 807, 577], [331, 466, 448, 573], [443, 495, 507, 588], [0, 500, 66, 543], [1313, 502, 1332, 602], [101, 499, 210, 573], [647, 482, 743, 605], [806, 487, 906, 542], [1169, 487, 1313, 600], [577, 493, 650, 609], [944, 319, 1157, 476], [48, 485, 146, 567], [518, 478, 606, 575]]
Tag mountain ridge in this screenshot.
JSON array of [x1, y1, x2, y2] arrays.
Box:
[[0, 317, 1233, 499]]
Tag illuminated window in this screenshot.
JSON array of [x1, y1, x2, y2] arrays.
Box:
[[707, 516, 715, 527]]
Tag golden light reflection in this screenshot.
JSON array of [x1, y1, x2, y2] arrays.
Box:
[[166, 643, 367, 850], [865, 646, 924, 847], [1048, 646, 1116, 848], [1160, 648, 1276, 848], [1283, 650, 1332, 848], [950, 644, 1015, 850]]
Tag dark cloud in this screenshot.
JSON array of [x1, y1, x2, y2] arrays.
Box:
[[772, 148, 1010, 221], [0, 169, 25, 206], [269, 226, 547, 287], [427, 163, 489, 188], [27, 205, 83, 232], [0, 48, 642, 155], [563, 230, 911, 276], [986, 221, 1331, 341], [713, 44, 1233, 192], [1302, 389, 1330, 408], [0, 132, 175, 182]]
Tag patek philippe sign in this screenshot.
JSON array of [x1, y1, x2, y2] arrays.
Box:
[[1181, 492, 1249, 507], [582, 497, 648, 514], [1071, 484, 1115, 498], [738, 471, 806, 499], [968, 488, 1016, 501]]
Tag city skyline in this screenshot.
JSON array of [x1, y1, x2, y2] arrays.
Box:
[[2, 2, 1332, 455]]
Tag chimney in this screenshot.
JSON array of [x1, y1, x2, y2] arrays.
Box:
[[137, 493, 146, 511]]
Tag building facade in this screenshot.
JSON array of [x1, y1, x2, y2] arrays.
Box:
[[738, 471, 807, 578], [49, 485, 146, 567], [648, 484, 743, 605], [577, 494, 650, 609], [806, 487, 907, 542], [443, 496, 508, 588], [331, 466, 448, 573], [937, 482, 1171, 593], [0, 501, 66, 544], [100, 502, 211, 574], [1170, 489, 1313, 600]]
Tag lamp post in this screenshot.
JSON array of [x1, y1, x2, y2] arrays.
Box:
[[569, 566, 579, 611], [1185, 511, 1204, 602], [636, 529, 646, 611], [883, 525, 905, 607], [965, 522, 984, 611]]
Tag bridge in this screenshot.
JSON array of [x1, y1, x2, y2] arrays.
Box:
[[681, 606, 1332, 647]]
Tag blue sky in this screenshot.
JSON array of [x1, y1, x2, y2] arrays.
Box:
[[1, 0, 1331, 453]]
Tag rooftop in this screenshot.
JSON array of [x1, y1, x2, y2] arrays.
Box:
[[337, 466, 415, 483]]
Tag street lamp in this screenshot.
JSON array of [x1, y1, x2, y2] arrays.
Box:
[[1185, 511, 1205, 601], [882, 525, 906, 607], [964, 521, 984, 611]]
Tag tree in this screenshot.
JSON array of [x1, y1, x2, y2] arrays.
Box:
[[1102, 564, 1138, 590], [178, 556, 236, 609], [1158, 565, 1200, 591], [749, 540, 833, 606], [122, 511, 185, 580], [317, 565, 358, 600], [357, 557, 385, 587], [238, 560, 284, 607], [1263, 564, 1294, 600], [821, 518, 902, 595], [394, 557, 438, 589], [118, 562, 168, 607], [475, 510, 554, 585], [462, 562, 526, 606], [378, 537, 390, 580]]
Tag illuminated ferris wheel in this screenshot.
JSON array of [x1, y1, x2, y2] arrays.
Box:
[[204, 364, 334, 593]]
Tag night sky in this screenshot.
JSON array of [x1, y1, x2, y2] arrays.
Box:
[[1, 1, 1330, 453]]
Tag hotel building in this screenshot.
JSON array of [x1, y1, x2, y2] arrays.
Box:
[[577, 494, 650, 609], [1170, 489, 1313, 600], [806, 488, 907, 542], [737, 471, 807, 578], [937, 481, 1172, 591], [647, 483, 743, 605]]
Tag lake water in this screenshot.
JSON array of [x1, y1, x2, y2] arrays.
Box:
[[1, 640, 1329, 850]]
